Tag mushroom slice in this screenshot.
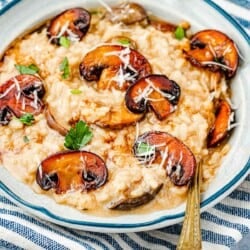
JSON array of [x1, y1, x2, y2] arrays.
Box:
[[107, 183, 163, 210], [106, 36, 137, 49], [184, 29, 239, 78], [107, 2, 147, 25], [45, 106, 68, 136], [36, 151, 108, 194], [95, 100, 144, 128], [207, 100, 233, 147], [0, 74, 45, 125], [79, 45, 152, 90], [133, 131, 196, 186], [125, 74, 180, 120], [47, 8, 91, 44], [149, 16, 177, 32]]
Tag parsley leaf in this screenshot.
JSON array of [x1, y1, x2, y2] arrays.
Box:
[[59, 57, 70, 79], [174, 26, 185, 40], [23, 135, 30, 143], [136, 142, 155, 155], [64, 120, 93, 150], [118, 38, 131, 46], [59, 36, 70, 48], [18, 113, 35, 126], [15, 64, 39, 75], [70, 89, 82, 95]]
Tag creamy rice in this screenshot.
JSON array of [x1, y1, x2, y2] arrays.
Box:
[[0, 7, 230, 215]]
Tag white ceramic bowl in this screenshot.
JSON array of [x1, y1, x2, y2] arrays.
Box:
[[0, 0, 249, 232]]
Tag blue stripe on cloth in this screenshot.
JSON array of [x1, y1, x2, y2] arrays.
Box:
[[0, 240, 24, 250], [228, 0, 250, 9], [87, 232, 123, 250], [214, 203, 250, 219], [202, 229, 236, 247], [229, 190, 250, 201], [0, 218, 68, 250], [234, 16, 250, 29], [137, 231, 176, 250], [0, 208, 95, 250], [118, 233, 146, 250], [0, 195, 17, 206], [202, 211, 249, 234], [160, 224, 182, 235], [65, 229, 111, 250]]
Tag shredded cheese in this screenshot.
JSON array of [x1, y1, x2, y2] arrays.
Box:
[[201, 61, 233, 71], [13, 77, 21, 101], [30, 90, 38, 109], [146, 78, 176, 101]]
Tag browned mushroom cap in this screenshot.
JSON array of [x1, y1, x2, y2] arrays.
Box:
[[149, 16, 177, 32], [0, 75, 45, 125], [184, 29, 239, 78], [47, 8, 91, 44], [107, 183, 163, 210], [133, 131, 196, 186], [106, 36, 137, 49], [36, 150, 108, 194], [107, 2, 147, 25], [44, 106, 68, 136], [125, 74, 181, 120], [79, 45, 152, 90], [207, 100, 233, 147], [95, 101, 145, 128]]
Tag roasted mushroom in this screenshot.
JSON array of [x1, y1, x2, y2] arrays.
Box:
[[36, 151, 108, 194], [133, 131, 196, 186], [107, 183, 163, 210], [106, 36, 137, 49], [125, 74, 181, 120], [107, 2, 148, 25], [79, 45, 152, 90], [95, 100, 144, 128], [47, 8, 91, 44], [149, 16, 177, 32], [207, 99, 233, 147], [0, 75, 45, 125], [184, 29, 239, 78], [44, 106, 68, 136]]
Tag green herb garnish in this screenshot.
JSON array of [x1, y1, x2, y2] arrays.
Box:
[[174, 26, 185, 40], [70, 89, 82, 95], [59, 36, 70, 48], [118, 38, 131, 46], [136, 142, 155, 155], [18, 113, 35, 126], [90, 10, 99, 15], [64, 120, 93, 150], [59, 57, 70, 79], [15, 64, 39, 75], [23, 135, 30, 143]]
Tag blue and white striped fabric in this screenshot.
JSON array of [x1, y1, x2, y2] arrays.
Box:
[[0, 0, 249, 249]]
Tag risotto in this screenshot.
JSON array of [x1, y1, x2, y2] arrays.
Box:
[[0, 2, 238, 215]]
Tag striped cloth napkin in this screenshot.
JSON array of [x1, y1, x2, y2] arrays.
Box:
[[0, 0, 249, 249]]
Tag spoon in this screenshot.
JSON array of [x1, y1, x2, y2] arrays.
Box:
[[177, 160, 202, 250]]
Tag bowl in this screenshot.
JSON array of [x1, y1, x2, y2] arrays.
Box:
[[0, 0, 249, 232]]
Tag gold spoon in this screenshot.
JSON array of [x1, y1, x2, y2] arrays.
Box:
[[177, 160, 202, 250]]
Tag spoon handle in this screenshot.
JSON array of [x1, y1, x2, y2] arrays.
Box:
[[177, 160, 202, 250]]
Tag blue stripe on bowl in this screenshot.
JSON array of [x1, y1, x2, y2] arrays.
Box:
[[0, 0, 249, 230], [1, 158, 249, 229], [0, 0, 21, 15]]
